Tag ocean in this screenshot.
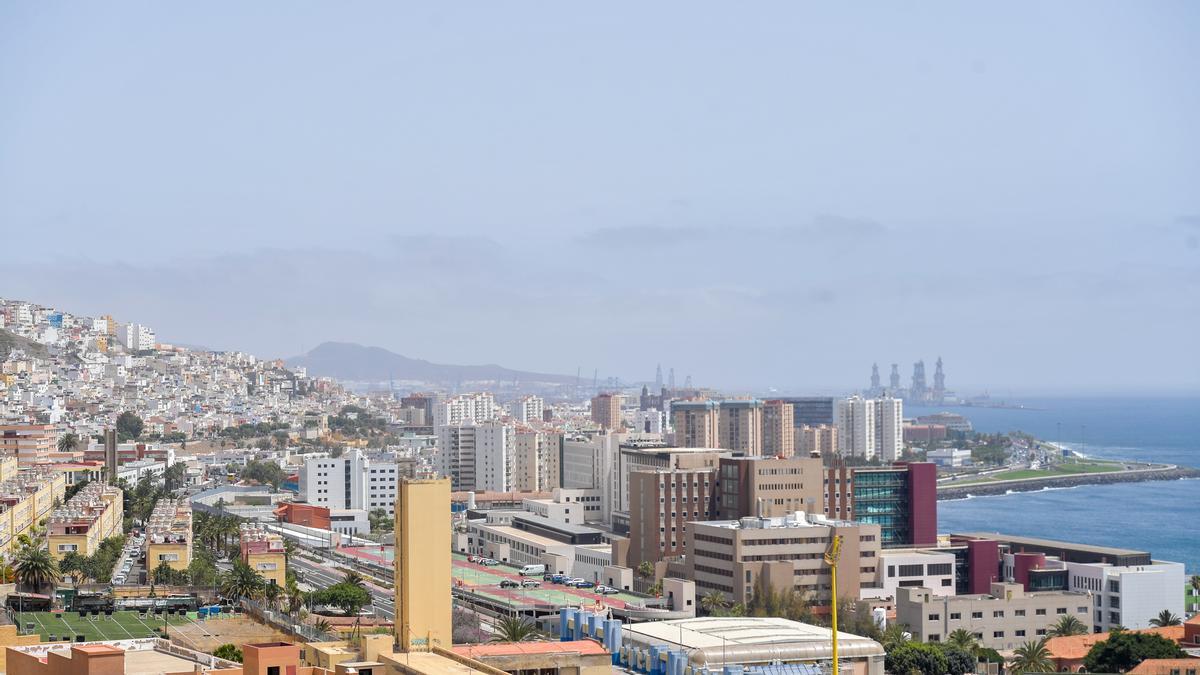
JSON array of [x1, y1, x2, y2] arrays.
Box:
[[907, 397, 1200, 572]]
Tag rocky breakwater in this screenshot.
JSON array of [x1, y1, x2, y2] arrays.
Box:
[[937, 464, 1200, 500]]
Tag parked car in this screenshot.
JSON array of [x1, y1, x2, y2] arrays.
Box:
[[571, 580, 594, 589], [521, 579, 541, 588], [549, 574, 567, 584], [596, 585, 619, 595], [467, 555, 482, 563], [542, 573, 554, 581], [481, 558, 500, 566], [499, 579, 520, 589]]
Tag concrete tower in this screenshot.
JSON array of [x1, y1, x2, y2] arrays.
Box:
[[395, 477, 452, 651]]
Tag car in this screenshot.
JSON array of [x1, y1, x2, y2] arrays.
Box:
[[570, 580, 594, 589], [549, 574, 567, 584], [481, 558, 500, 566], [596, 585, 619, 595], [542, 573, 554, 581], [521, 579, 541, 588], [468, 555, 482, 563], [499, 579, 520, 589]]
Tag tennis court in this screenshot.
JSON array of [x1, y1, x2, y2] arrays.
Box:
[[14, 611, 194, 641]]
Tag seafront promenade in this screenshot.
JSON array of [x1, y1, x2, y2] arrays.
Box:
[[937, 461, 1200, 499]]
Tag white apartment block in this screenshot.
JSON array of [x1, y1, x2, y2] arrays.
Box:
[[512, 395, 544, 423], [836, 396, 876, 459], [836, 396, 902, 461], [117, 323, 156, 351], [299, 450, 368, 511], [874, 397, 903, 462], [521, 487, 604, 526], [436, 421, 514, 492], [366, 462, 402, 516], [433, 392, 497, 427]]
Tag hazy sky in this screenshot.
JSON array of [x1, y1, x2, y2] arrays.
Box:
[[2, 3, 1198, 394]]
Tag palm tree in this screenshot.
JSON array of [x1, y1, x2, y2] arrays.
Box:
[[311, 617, 333, 635], [491, 616, 540, 642], [14, 547, 62, 592], [946, 628, 979, 654], [57, 433, 80, 454], [219, 561, 266, 601], [282, 538, 297, 568], [881, 623, 911, 652], [1010, 638, 1054, 673], [343, 570, 367, 591], [1149, 609, 1182, 627], [262, 581, 282, 610], [1190, 575, 1200, 596], [700, 590, 729, 616], [59, 552, 86, 588], [286, 577, 304, 615], [1049, 614, 1088, 637]]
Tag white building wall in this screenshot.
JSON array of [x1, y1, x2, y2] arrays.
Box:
[[475, 422, 514, 492], [864, 551, 957, 600], [836, 396, 876, 459], [874, 397, 903, 462], [299, 450, 368, 511]]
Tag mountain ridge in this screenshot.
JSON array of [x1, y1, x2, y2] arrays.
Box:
[[285, 341, 577, 385]]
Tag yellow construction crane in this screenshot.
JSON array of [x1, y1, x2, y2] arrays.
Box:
[[823, 534, 844, 675]]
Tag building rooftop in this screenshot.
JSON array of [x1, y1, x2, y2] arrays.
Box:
[[1046, 625, 1187, 660], [702, 511, 855, 530], [953, 532, 1148, 558], [622, 616, 884, 668], [451, 640, 608, 658]]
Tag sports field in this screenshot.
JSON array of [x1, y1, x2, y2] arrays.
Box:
[[13, 611, 195, 641]]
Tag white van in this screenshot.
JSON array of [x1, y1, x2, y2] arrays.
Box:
[[519, 564, 546, 576]]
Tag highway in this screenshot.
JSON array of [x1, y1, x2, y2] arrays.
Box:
[[289, 554, 395, 620]]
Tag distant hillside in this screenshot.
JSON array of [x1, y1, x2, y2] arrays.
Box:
[[0, 329, 49, 360], [286, 342, 576, 385]]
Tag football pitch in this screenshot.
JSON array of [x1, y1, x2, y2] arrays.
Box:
[[12, 611, 195, 642]]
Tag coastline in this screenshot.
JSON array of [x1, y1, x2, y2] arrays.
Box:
[[937, 463, 1200, 500]]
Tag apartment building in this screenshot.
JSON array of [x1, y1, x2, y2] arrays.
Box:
[[671, 400, 720, 447], [0, 422, 55, 465], [686, 511, 881, 607], [116, 323, 156, 351], [799, 424, 838, 457], [627, 467, 716, 567], [616, 445, 726, 518], [825, 462, 938, 548], [590, 393, 622, 430], [239, 522, 286, 587], [715, 455, 824, 520], [512, 395, 544, 423], [145, 497, 192, 571], [299, 450, 413, 517], [432, 392, 496, 427], [511, 430, 543, 492], [777, 397, 835, 428], [897, 583, 1093, 650], [873, 397, 903, 462], [435, 421, 514, 492], [836, 396, 875, 459], [718, 400, 763, 455], [863, 549, 958, 601], [47, 483, 123, 560], [521, 487, 603, 526], [0, 467, 67, 554], [761, 400, 795, 457]]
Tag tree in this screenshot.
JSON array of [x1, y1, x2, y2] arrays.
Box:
[[1149, 609, 1182, 627], [636, 561, 654, 580], [700, 590, 729, 616], [946, 628, 979, 654], [57, 433, 80, 454], [262, 581, 282, 610], [116, 411, 144, 440], [1049, 613, 1089, 636], [453, 607, 488, 644], [368, 509, 393, 533], [220, 560, 266, 601], [163, 462, 188, 492], [880, 623, 911, 652], [1084, 630, 1186, 674], [189, 554, 218, 587], [1190, 574, 1200, 596], [14, 547, 62, 592], [1010, 638, 1055, 673], [312, 581, 371, 637], [213, 644, 243, 663], [59, 552, 87, 588], [64, 480, 90, 502], [884, 642, 947, 675], [940, 647, 976, 675], [342, 570, 367, 591], [491, 616, 540, 642]]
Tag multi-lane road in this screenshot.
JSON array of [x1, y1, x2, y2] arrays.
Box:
[[289, 555, 395, 620]]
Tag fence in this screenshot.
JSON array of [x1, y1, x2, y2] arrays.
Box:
[[240, 598, 339, 643]]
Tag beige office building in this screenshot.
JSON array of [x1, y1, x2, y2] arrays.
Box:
[[590, 393, 623, 430], [628, 467, 716, 567], [896, 584, 1093, 650], [671, 401, 720, 448], [718, 400, 763, 455], [686, 511, 881, 608], [761, 400, 795, 457], [799, 424, 838, 457]]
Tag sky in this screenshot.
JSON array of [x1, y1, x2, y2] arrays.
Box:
[[1, 2, 1198, 394]]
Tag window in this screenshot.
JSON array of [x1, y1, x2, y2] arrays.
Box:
[[1036, 628, 1047, 636], [1015, 629, 1026, 637], [1036, 608, 1047, 616], [949, 612, 961, 620], [268, 667, 280, 675], [898, 564, 924, 577], [971, 611, 983, 619], [1015, 609, 1026, 616], [1057, 607, 1067, 614], [928, 634, 940, 642], [928, 613, 940, 621], [941, 578, 953, 586], [993, 631, 1004, 638], [927, 563, 952, 576], [993, 610, 1004, 618]]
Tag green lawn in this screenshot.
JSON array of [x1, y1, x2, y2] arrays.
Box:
[[948, 461, 1123, 485], [12, 611, 195, 641]]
